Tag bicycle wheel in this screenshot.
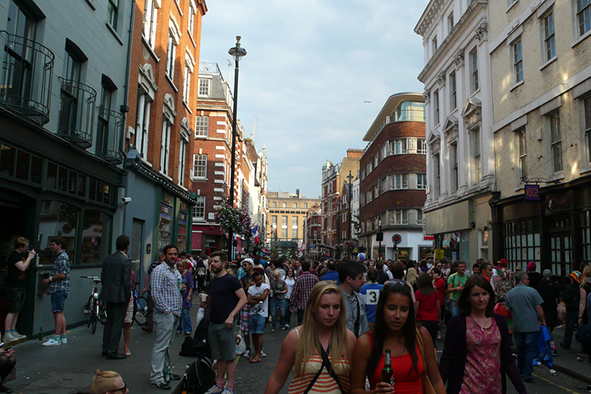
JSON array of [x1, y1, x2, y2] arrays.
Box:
[[85, 296, 93, 328], [133, 296, 149, 326], [90, 299, 99, 335]]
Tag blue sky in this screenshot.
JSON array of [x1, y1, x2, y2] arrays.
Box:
[[200, 0, 429, 198]]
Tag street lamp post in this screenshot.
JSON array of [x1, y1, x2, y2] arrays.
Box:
[[347, 170, 353, 241], [227, 36, 247, 260], [377, 219, 383, 261]]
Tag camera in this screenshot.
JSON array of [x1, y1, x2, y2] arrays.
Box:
[[121, 197, 132, 204]]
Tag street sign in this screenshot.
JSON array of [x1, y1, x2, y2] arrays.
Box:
[[434, 249, 444, 260], [392, 234, 402, 244]]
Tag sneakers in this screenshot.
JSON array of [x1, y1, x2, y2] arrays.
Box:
[[205, 385, 224, 394], [3, 331, 15, 343], [271, 328, 275, 332], [60, 335, 67, 344], [260, 350, 267, 357], [150, 380, 171, 390], [243, 349, 251, 358], [169, 373, 181, 381], [284, 324, 290, 329], [42, 337, 61, 346]]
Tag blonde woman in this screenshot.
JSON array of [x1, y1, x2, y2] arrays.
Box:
[[264, 282, 356, 394]]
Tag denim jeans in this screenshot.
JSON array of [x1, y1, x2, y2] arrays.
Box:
[[563, 310, 579, 349], [450, 300, 459, 317], [177, 308, 192, 334], [515, 331, 537, 378], [270, 298, 286, 329], [284, 303, 292, 327]]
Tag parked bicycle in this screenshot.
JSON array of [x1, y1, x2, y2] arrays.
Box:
[[131, 283, 149, 326], [81, 275, 107, 335]]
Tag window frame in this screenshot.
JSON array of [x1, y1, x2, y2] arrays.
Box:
[[160, 119, 172, 175], [194, 195, 206, 221], [577, 0, 591, 37], [543, 10, 556, 62], [193, 153, 207, 179], [195, 115, 209, 137], [548, 111, 563, 173], [470, 48, 479, 93], [198, 78, 210, 97], [513, 38, 523, 84]]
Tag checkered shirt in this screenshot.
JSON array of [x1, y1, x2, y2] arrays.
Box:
[[151, 263, 183, 317], [289, 271, 319, 311], [49, 250, 70, 294]]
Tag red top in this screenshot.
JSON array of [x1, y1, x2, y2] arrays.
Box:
[[434, 278, 446, 303], [416, 290, 439, 322], [367, 335, 423, 394]]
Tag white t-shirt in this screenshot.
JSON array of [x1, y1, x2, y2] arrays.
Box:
[[248, 283, 270, 317]]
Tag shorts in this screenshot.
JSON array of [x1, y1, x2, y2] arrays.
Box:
[[50, 290, 68, 313], [7, 288, 26, 313], [249, 315, 266, 334], [208, 322, 236, 361], [124, 295, 134, 324], [240, 305, 250, 334]]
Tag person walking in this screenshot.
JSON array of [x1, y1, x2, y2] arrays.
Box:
[[284, 267, 296, 328], [149, 245, 184, 389], [42, 236, 70, 347], [264, 282, 356, 394], [142, 253, 165, 333], [247, 272, 270, 363], [289, 261, 319, 325], [176, 260, 194, 335], [359, 268, 383, 330], [447, 261, 467, 317], [205, 251, 247, 394], [415, 272, 440, 346], [4, 237, 35, 342], [269, 269, 287, 331], [440, 275, 526, 394], [339, 259, 369, 339], [505, 271, 546, 382], [560, 271, 585, 350], [100, 235, 132, 360]]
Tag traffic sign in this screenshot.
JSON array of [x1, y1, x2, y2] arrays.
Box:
[[392, 234, 402, 244]]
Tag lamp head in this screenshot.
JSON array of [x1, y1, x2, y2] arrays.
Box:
[[229, 36, 247, 61]]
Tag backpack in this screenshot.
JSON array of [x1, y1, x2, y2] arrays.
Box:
[[185, 357, 216, 394], [179, 336, 211, 358]]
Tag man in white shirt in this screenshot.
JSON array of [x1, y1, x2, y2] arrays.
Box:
[[246, 272, 270, 363]]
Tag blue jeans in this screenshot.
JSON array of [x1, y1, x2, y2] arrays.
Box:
[[450, 300, 459, 317], [177, 308, 192, 334], [270, 298, 286, 329], [515, 331, 537, 378]]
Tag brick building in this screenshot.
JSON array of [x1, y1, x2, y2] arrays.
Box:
[[124, 0, 206, 266], [359, 93, 432, 261], [305, 203, 322, 258]]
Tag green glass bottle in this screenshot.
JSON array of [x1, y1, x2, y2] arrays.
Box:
[[381, 349, 393, 384]]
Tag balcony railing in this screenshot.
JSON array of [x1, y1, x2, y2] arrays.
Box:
[[57, 77, 97, 149], [96, 106, 124, 164], [0, 31, 54, 125]]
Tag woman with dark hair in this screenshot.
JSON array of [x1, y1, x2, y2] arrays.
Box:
[[350, 282, 446, 394], [440, 275, 526, 394], [416, 272, 441, 346]]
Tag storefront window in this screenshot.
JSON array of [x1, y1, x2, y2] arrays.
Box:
[[159, 203, 173, 252], [177, 211, 187, 250], [81, 210, 112, 264], [37, 201, 79, 265], [503, 219, 540, 272], [582, 211, 591, 265]]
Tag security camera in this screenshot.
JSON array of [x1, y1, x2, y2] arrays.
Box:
[[121, 197, 132, 204]]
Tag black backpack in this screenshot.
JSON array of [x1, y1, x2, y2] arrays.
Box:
[[184, 357, 216, 394], [179, 336, 211, 358]]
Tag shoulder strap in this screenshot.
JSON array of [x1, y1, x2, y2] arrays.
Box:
[[354, 294, 361, 338], [302, 343, 345, 394]]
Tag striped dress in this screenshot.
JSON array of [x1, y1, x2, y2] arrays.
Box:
[[288, 351, 350, 393]]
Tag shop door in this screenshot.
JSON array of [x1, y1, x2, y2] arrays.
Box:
[[131, 219, 144, 285], [550, 234, 572, 277]]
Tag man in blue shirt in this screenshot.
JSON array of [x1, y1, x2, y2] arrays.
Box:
[[321, 260, 340, 284], [506, 272, 546, 382]]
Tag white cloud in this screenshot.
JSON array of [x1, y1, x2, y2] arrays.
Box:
[[200, 0, 429, 198]]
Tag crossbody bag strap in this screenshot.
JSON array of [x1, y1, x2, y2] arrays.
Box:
[[354, 294, 361, 337], [302, 363, 325, 394], [319, 343, 345, 394]]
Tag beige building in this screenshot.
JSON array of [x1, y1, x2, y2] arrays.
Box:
[[489, 0, 591, 276], [266, 191, 320, 253]]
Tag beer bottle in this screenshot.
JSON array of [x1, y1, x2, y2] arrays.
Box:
[[381, 349, 394, 384]]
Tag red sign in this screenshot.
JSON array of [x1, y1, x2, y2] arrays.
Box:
[[424, 235, 435, 240], [392, 234, 402, 244]]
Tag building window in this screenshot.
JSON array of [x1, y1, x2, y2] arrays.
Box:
[[450, 142, 458, 192], [503, 219, 541, 273], [304, 203, 308, 208], [194, 196, 205, 220], [96, 78, 117, 159], [188, 3, 195, 37], [448, 12, 454, 32], [432, 36, 438, 53], [392, 209, 408, 225], [272, 202, 277, 207], [160, 120, 172, 175], [193, 154, 207, 179], [584, 96, 591, 164], [471, 128, 481, 183], [183, 60, 193, 104], [577, 0, 591, 37], [513, 39, 523, 83], [582, 210, 591, 265], [292, 217, 298, 238], [416, 209, 423, 225], [433, 89, 440, 125], [282, 202, 287, 208], [282, 216, 288, 238], [517, 128, 527, 182], [135, 91, 151, 157], [142, 0, 158, 49], [394, 174, 408, 189], [549, 111, 563, 172], [450, 71, 457, 110], [470, 48, 479, 93], [417, 174, 427, 189], [108, 0, 119, 29], [198, 79, 210, 96], [178, 138, 187, 186], [272, 215, 277, 228], [195, 116, 209, 137], [433, 153, 440, 199], [543, 11, 556, 61], [166, 35, 176, 80], [419, 139, 427, 154]]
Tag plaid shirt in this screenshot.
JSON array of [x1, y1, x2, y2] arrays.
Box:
[[151, 262, 183, 316], [289, 271, 319, 310], [49, 250, 70, 294]]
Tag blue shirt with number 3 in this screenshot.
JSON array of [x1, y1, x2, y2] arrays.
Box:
[[360, 283, 384, 323]]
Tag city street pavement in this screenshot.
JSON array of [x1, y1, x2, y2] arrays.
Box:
[[5, 313, 591, 393]]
